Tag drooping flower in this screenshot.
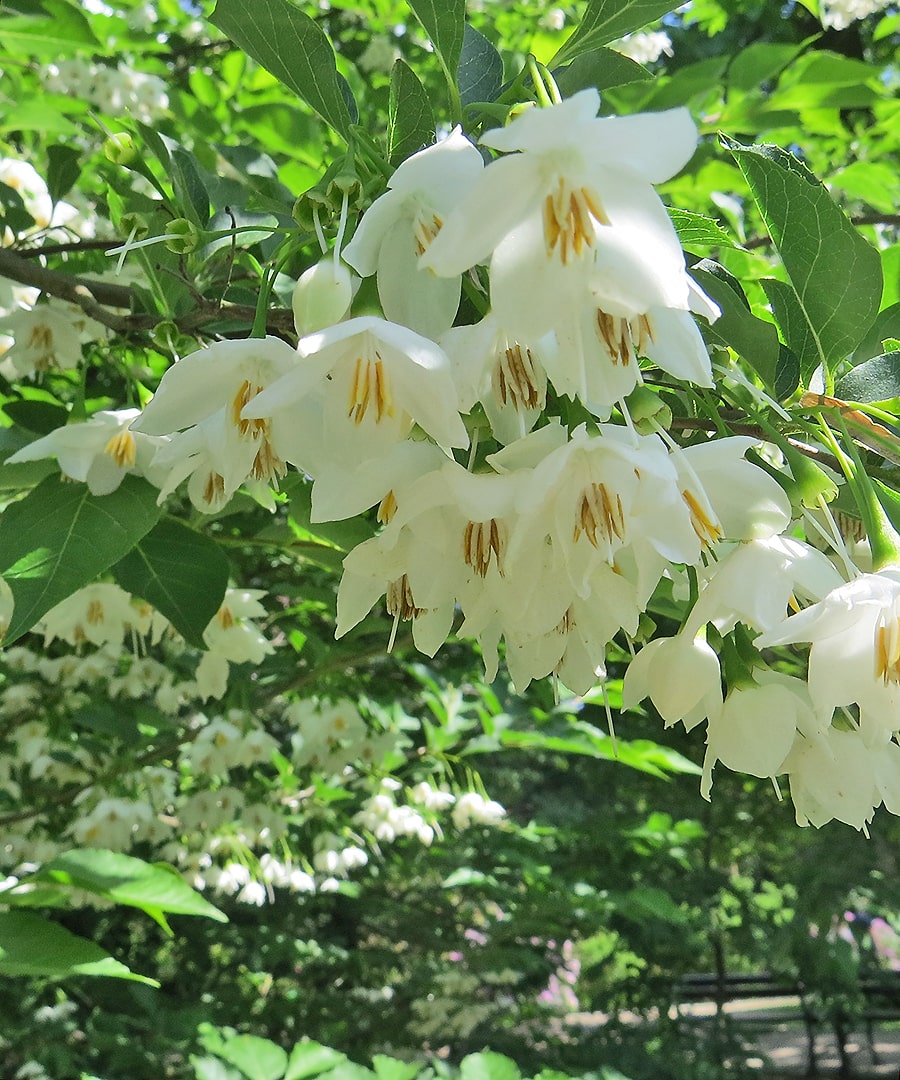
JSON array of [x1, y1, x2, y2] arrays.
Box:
[[132, 336, 303, 508], [342, 128, 484, 339], [755, 567, 900, 734], [241, 315, 469, 476], [700, 672, 819, 799], [6, 408, 167, 495]]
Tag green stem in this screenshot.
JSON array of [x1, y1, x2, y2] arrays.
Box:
[[819, 415, 900, 569]]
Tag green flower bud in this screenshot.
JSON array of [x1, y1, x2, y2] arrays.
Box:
[[104, 132, 138, 166], [164, 218, 202, 254], [625, 385, 673, 434]]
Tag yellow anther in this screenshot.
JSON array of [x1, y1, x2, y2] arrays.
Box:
[[104, 429, 137, 468], [682, 488, 722, 547], [574, 483, 626, 548], [348, 355, 394, 424], [463, 518, 507, 577]]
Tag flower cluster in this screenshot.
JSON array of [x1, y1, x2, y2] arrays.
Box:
[[41, 59, 169, 124], [7, 89, 900, 833]]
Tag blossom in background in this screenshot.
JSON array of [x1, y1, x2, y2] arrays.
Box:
[[195, 589, 274, 700], [819, 0, 890, 30], [613, 30, 673, 65], [0, 300, 104, 379]]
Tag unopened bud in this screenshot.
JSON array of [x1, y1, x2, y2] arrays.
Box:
[[292, 259, 354, 336], [104, 133, 138, 166], [625, 385, 672, 434]]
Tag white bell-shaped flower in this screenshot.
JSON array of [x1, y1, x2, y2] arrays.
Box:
[[343, 127, 484, 339]]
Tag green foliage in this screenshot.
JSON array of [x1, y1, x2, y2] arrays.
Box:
[[210, 0, 356, 138], [112, 518, 230, 649], [726, 138, 883, 382], [2, 1, 900, 1078], [0, 475, 161, 644]]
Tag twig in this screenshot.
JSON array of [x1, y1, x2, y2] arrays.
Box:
[[0, 246, 294, 337]]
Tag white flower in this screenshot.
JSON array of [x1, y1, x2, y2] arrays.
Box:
[[132, 336, 302, 507], [623, 631, 723, 730], [0, 301, 103, 379], [613, 31, 673, 65], [755, 568, 900, 733], [783, 726, 883, 830], [440, 314, 550, 445], [423, 91, 706, 372], [7, 408, 167, 495], [292, 257, 355, 335], [40, 583, 137, 648], [242, 316, 469, 476], [452, 792, 506, 829], [700, 672, 818, 799], [343, 128, 484, 339]]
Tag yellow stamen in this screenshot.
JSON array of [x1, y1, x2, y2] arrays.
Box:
[[231, 380, 268, 439], [542, 178, 609, 265], [377, 489, 398, 524], [348, 354, 394, 425], [463, 518, 507, 577], [104, 429, 137, 468], [595, 310, 632, 366], [492, 343, 543, 410], [682, 488, 722, 547], [216, 605, 235, 629], [573, 483, 625, 548], [202, 471, 226, 506], [385, 574, 424, 621], [86, 600, 105, 625], [876, 616, 900, 684], [413, 211, 443, 257]]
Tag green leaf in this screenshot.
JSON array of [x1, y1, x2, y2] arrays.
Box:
[[192, 1056, 243, 1080], [553, 46, 652, 97], [0, 474, 162, 646], [406, 0, 467, 88], [46, 144, 81, 205], [26, 849, 228, 936], [460, 1053, 520, 1080], [550, 0, 678, 68], [387, 60, 435, 167], [761, 276, 819, 379], [210, 0, 355, 138], [835, 353, 900, 405], [457, 24, 504, 109], [727, 40, 811, 93], [774, 344, 801, 400], [284, 1041, 347, 1080], [1, 399, 68, 435], [615, 885, 687, 925], [726, 138, 882, 380], [215, 1035, 288, 1080], [112, 518, 229, 649], [0, 911, 158, 984], [172, 148, 211, 227], [691, 261, 781, 386], [668, 208, 737, 250], [0, 0, 99, 56], [371, 1056, 419, 1080]]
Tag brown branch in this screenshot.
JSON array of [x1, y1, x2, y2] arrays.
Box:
[[0, 246, 295, 338], [744, 212, 900, 250], [15, 239, 127, 259]]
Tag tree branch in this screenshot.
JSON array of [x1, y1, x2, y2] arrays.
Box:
[[0, 246, 295, 338]]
